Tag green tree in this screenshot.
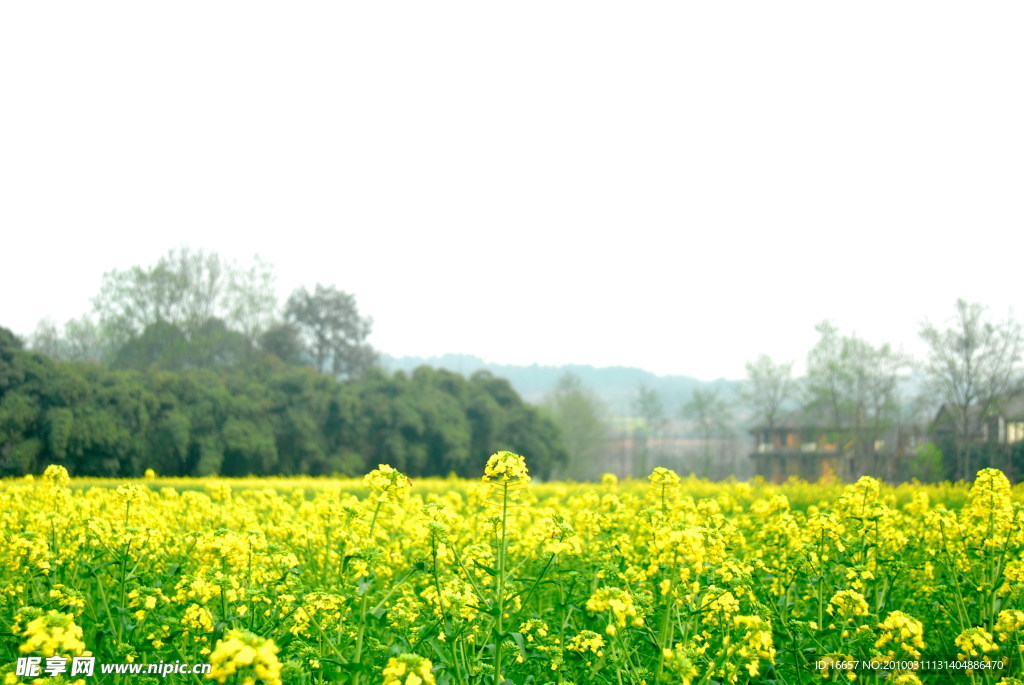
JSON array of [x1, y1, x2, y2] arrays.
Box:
[[258, 322, 306, 366], [285, 284, 377, 380], [110, 321, 189, 370], [408, 367, 472, 475], [147, 408, 191, 475], [910, 442, 945, 482], [0, 336, 46, 474], [464, 370, 567, 479], [186, 319, 251, 369], [0, 324, 568, 480], [542, 372, 611, 479], [94, 248, 215, 342]]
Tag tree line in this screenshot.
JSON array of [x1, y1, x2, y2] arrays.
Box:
[[741, 301, 1024, 481], [3, 249, 566, 478], [29, 248, 378, 380], [544, 300, 1024, 482]]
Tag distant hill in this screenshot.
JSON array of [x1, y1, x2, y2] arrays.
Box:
[[380, 353, 743, 417]]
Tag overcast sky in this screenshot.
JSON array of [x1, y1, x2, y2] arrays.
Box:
[[2, 2, 1022, 381]]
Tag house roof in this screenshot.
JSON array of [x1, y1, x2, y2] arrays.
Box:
[[931, 392, 1024, 428], [993, 394, 1024, 420]]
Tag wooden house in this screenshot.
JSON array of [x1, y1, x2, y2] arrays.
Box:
[[749, 408, 843, 482], [931, 395, 1024, 445], [751, 407, 921, 483]]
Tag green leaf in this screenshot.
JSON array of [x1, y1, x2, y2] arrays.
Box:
[[473, 560, 498, 577]]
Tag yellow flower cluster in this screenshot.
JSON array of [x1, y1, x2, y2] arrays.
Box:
[[116, 484, 145, 506], [964, 468, 1017, 547], [817, 653, 857, 681], [827, 590, 870, 620], [48, 585, 86, 616], [364, 464, 412, 504], [566, 630, 605, 657], [660, 644, 700, 684], [16, 610, 87, 657], [730, 614, 776, 678], [380, 653, 435, 685], [875, 611, 926, 660], [206, 629, 282, 685], [955, 627, 999, 660], [181, 604, 215, 643], [420, 580, 477, 621], [482, 451, 530, 484], [288, 592, 346, 638], [41, 464, 71, 488], [648, 466, 681, 488], [586, 586, 643, 634], [996, 609, 1024, 646]]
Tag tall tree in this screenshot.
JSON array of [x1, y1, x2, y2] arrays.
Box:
[[633, 384, 666, 476], [804, 322, 906, 473], [28, 319, 62, 360], [224, 256, 278, 345], [258, 322, 306, 366], [94, 248, 212, 342], [166, 247, 227, 332], [93, 248, 276, 347], [681, 388, 734, 477], [542, 372, 611, 479], [29, 316, 110, 364], [920, 299, 1024, 480], [61, 315, 106, 363], [284, 284, 377, 380], [742, 354, 795, 432]]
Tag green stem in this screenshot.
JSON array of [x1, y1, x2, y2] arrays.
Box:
[[353, 501, 383, 685], [495, 480, 509, 683], [352, 589, 371, 685], [368, 502, 382, 539], [654, 592, 673, 684], [119, 539, 131, 614], [324, 525, 331, 585]]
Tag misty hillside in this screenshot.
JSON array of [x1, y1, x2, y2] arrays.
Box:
[[381, 353, 742, 416]]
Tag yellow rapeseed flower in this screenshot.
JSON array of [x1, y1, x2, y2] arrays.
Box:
[[648, 467, 681, 489], [955, 627, 999, 660], [17, 610, 87, 657], [566, 630, 605, 657], [481, 451, 531, 501], [206, 629, 281, 685], [380, 653, 435, 685], [41, 464, 71, 488], [586, 586, 643, 629], [875, 611, 926, 660], [483, 451, 530, 483], [364, 464, 412, 504]]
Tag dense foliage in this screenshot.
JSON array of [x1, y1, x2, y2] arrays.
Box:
[[0, 329, 565, 478], [4, 462, 1024, 684]]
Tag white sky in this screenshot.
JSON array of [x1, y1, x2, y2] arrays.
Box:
[[2, 2, 1022, 381]]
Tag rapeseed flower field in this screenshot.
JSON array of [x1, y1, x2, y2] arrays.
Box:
[[3, 454, 1024, 684]]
